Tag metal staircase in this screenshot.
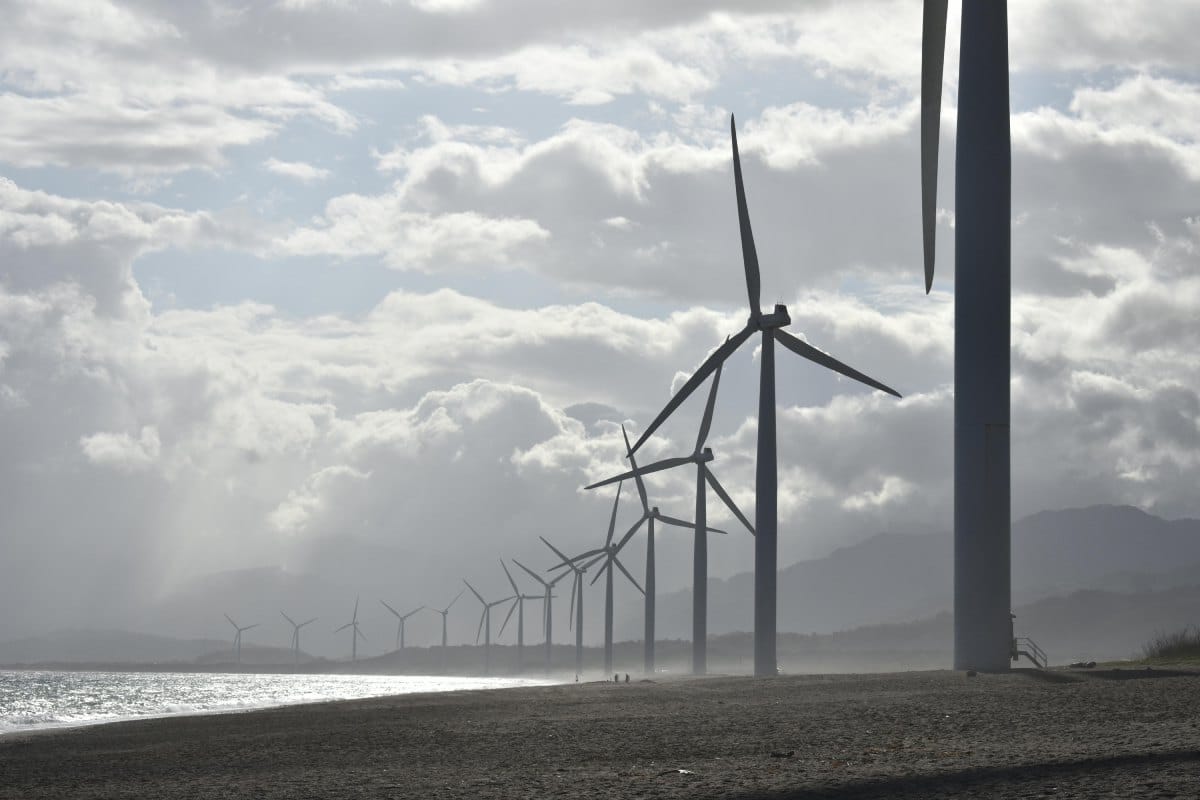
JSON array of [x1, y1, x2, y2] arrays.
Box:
[[1011, 636, 1048, 668]]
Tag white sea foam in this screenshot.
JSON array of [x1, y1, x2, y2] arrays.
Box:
[[0, 670, 552, 734]]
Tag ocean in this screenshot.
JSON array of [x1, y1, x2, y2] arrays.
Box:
[[0, 669, 552, 735]]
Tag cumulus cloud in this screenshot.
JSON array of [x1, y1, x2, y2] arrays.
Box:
[[263, 158, 333, 183]]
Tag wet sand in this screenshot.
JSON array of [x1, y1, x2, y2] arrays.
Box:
[[3, 667, 1200, 799]]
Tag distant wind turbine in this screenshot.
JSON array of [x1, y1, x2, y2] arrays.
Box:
[[334, 596, 367, 662], [224, 614, 258, 667], [629, 116, 902, 676], [586, 362, 753, 675], [380, 600, 424, 651], [498, 560, 543, 672], [280, 611, 316, 666], [464, 579, 514, 675], [431, 589, 465, 651], [513, 557, 568, 675], [554, 482, 644, 674], [585, 426, 724, 675], [540, 536, 591, 677], [920, 0, 1013, 671]]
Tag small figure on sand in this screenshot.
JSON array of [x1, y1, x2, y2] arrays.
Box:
[[624, 674, 630, 683]]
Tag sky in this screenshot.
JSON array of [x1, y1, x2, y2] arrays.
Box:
[[1, 0, 1198, 642]]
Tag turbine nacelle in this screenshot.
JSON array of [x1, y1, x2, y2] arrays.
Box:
[[754, 304, 791, 330]]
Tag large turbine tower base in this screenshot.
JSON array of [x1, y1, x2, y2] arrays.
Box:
[[754, 324, 779, 677], [953, 0, 1012, 672]]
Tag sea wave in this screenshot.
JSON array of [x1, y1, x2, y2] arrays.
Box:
[[0, 670, 551, 734]]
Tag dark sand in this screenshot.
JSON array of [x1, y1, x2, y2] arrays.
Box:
[[3, 668, 1200, 798]]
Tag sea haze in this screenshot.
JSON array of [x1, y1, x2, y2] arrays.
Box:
[[0, 671, 553, 735]]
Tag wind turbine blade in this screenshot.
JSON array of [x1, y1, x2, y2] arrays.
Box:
[[463, 579, 486, 605], [654, 513, 697, 530], [613, 515, 647, 555], [622, 426, 650, 514], [513, 558, 549, 588], [921, 0, 949, 294], [773, 329, 901, 398], [589, 558, 611, 586], [357, 628, 367, 642], [696, 356, 724, 451], [581, 552, 607, 572], [243, 624, 259, 631], [540, 537, 575, 570], [604, 481, 623, 547], [280, 611, 296, 627], [498, 598, 518, 638], [500, 560, 520, 595], [445, 588, 465, 612], [612, 555, 645, 595], [352, 595, 360, 622], [476, 610, 486, 644], [632, 324, 753, 453], [403, 606, 424, 620], [380, 600, 401, 619], [224, 614, 237, 629], [705, 467, 755, 535], [584, 457, 693, 491], [301, 618, 317, 628], [730, 115, 762, 317], [568, 573, 578, 625], [335, 623, 352, 633]]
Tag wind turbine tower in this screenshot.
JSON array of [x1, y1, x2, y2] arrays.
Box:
[[334, 596, 367, 662], [380, 600, 424, 651], [921, 0, 1013, 671], [280, 611, 316, 666], [586, 367, 752, 675], [464, 579, 513, 675], [541, 537, 590, 677], [499, 560, 543, 672], [514, 557, 568, 675], [630, 117, 901, 676], [431, 589, 465, 651], [224, 614, 258, 667]]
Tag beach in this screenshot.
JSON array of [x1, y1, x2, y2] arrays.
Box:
[[3, 667, 1199, 798]]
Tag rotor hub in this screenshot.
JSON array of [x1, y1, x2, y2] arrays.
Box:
[[755, 303, 791, 330]]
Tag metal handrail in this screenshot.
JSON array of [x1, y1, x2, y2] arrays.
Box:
[[1013, 636, 1047, 668]]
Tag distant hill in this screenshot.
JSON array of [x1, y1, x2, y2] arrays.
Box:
[[647, 504, 1200, 638]]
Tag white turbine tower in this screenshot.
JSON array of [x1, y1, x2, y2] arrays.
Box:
[[280, 611, 316, 665], [380, 601, 424, 651], [921, 0, 1014, 672], [629, 117, 902, 676], [585, 361, 753, 675], [334, 596, 366, 662], [513, 557, 568, 675], [224, 614, 258, 667]]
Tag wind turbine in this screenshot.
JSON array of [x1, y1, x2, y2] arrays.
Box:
[[334, 596, 367, 662], [224, 614, 258, 667], [540, 536, 592, 677], [380, 600, 424, 651], [464, 579, 514, 675], [431, 589, 465, 650], [921, 1, 1012, 671], [555, 481, 644, 674], [629, 116, 902, 676], [513, 557, 568, 675], [280, 611, 316, 665], [585, 363, 753, 675], [498, 560, 543, 672]]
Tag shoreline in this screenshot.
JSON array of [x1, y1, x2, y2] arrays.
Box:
[[0, 671, 560, 739], [5, 668, 1200, 798]]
